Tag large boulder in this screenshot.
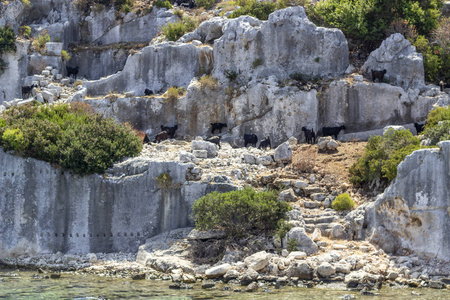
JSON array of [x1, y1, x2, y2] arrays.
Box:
[[84, 42, 213, 96], [274, 142, 293, 163], [244, 251, 271, 271], [191, 140, 218, 158], [286, 227, 319, 255], [286, 260, 314, 279], [362, 33, 424, 90], [212, 6, 348, 83], [205, 263, 232, 278], [365, 141, 450, 260], [179, 17, 228, 44]]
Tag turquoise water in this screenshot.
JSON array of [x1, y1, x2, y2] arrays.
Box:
[[1, 269, 449, 299]]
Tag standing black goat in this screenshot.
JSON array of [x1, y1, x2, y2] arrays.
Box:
[[258, 136, 271, 149], [161, 125, 178, 139], [414, 122, 426, 135], [301, 127, 316, 144], [322, 125, 346, 139], [371, 69, 387, 83], [244, 134, 258, 148], [21, 84, 37, 99]]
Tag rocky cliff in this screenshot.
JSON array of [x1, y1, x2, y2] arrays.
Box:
[[0, 147, 235, 256], [366, 141, 450, 260]]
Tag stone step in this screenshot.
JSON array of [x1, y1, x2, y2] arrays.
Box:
[[303, 215, 338, 225]]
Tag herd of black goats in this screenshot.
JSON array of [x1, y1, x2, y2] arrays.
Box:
[[141, 122, 349, 149]]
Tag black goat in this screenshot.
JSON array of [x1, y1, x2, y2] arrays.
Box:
[[161, 125, 178, 138], [301, 127, 316, 144], [414, 122, 426, 135], [21, 84, 37, 99], [206, 136, 221, 149], [66, 66, 79, 79], [258, 136, 271, 149], [143, 134, 150, 144], [244, 133, 258, 148], [153, 131, 168, 143], [322, 125, 346, 139], [371, 69, 387, 83], [144, 88, 153, 96], [211, 122, 227, 134]]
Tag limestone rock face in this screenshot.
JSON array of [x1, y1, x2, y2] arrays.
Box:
[[179, 17, 228, 44], [362, 33, 424, 90], [212, 7, 348, 83], [0, 41, 29, 104], [84, 42, 213, 96], [366, 141, 450, 260], [0, 150, 235, 256]]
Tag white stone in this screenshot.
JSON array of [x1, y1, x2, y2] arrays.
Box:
[[42, 90, 55, 103], [287, 251, 307, 260], [205, 263, 232, 278], [244, 251, 271, 271], [311, 228, 322, 242], [257, 155, 273, 166], [274, 142, 292, 163], [287, 227, 318, 255], [42, 70, 51, 76], [317, 262, 336, 278], [243, 154, 256, 164], [191, 140, 218, 158]]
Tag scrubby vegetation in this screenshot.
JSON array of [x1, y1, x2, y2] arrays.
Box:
[[332, 193, 355, 211], [196, 0, 215, 9], [0, 102, 143, 175], [199, 74, 218, 89], [422, 106, 450, 144], [0, 26, 16, 73], [166, 86, 186, 101], [19, 25, 31, 38], [349, 129, 423, 185], [61, 50, 71, 61], [307, 0, 447, 83], [161, 17, 197, 41], [154, 0, 172, 10], [192, 187, 291, 237], [229, 0, 278, 20]]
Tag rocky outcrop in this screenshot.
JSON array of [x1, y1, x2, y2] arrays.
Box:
[[0, 41, 29, 104], [212, 7, 349, 83], [319, 78, 442, 135], [179, 17, 228, 44], [362, 33, 425, 90], [0, 148, 235, 256], [366, 141, 450, 260], [84, 42, 213, 96]]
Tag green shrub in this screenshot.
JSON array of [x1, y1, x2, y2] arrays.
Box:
[[349, 129, 422, 185], [19, 25, 31, 38], [161, 17, 196, 41], [0, 103, 142, 175], [196, 0, 216, 9], [192, 187, 291, 237], [224, 69, 239, 81], [287, 238, 298, 252], [424, 106, 450, 128], [331, 193, 355, 211], [308, 0, 442, 44], [275, 220, 292, 239], [61, 50, 71, 61], [2, 128, 26, 152], [156, 172, 173, 189], [165, 86, 186, 101], [199, 74, 218, 89], [423, 120, 450, 145], [0, 26, 17, 54], [154, 0, 172, 9], [229, 0, 276, 20]]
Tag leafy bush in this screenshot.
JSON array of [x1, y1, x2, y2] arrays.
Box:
[[33, 31, 50, 52], [196, 0, 215, 9], [2, 128, 26, 152], [166, 86, 186, 101], [224, 69, 239, 81], [287, 238, 298, 252], [161, 17, 196, 41], [0, 26, 17, 54], [199, 74, 218, 89], [423, 120, 450, 145], [19, 25, 31, 38], [308, 0, 442, 44], [61, 50, 71, 61], [192, 187, 291, 237], [331, 193, 355, 211], [156, 172, 173, 189], [349, 129, 422, 185], [154, 0, 172, 9], [229, 0, 276, 20], [424, 106, 450, 128], [0, 103, 142, 175]]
